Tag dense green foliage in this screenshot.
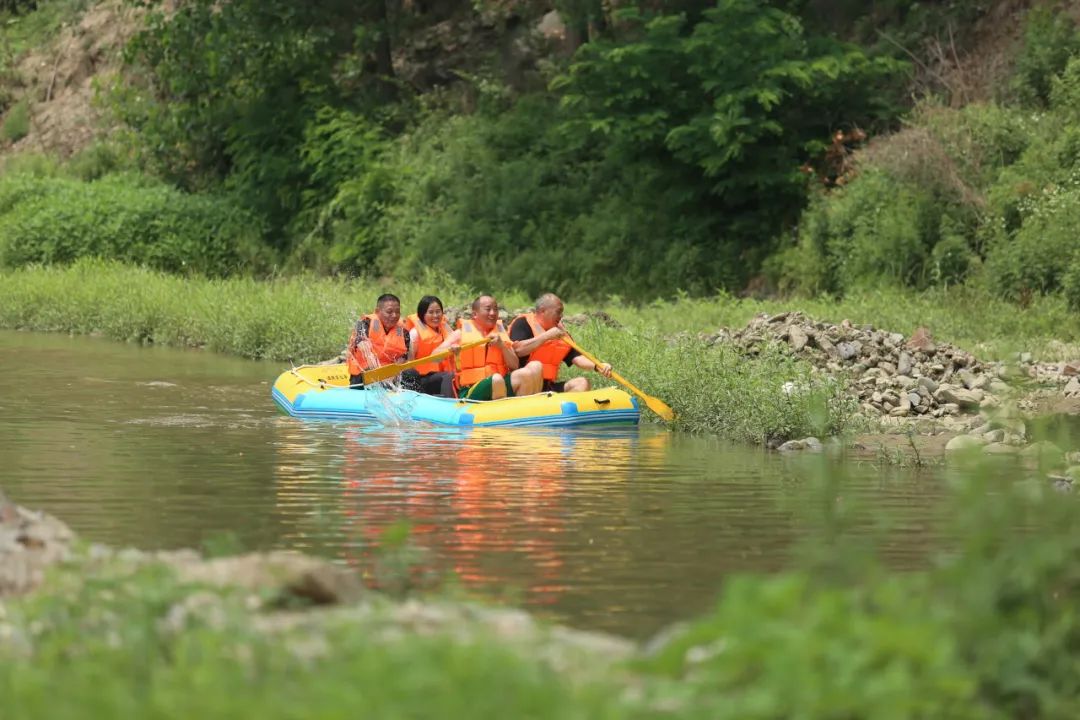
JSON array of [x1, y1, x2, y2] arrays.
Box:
[[0, 172, 269, 275], [5, 0, 1080, 306], [2, 461, 1078, 717], [773, 8, 1080, 309], [0, 99, 28, 141], [86, 0, 902, 299]]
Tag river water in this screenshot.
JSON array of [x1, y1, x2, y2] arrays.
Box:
[[0, 329, 962, 638]]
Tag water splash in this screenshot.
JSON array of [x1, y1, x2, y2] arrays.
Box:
[[353, 323, 417, 428]]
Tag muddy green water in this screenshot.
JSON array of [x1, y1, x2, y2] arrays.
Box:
[[1, 330, 958, 638]]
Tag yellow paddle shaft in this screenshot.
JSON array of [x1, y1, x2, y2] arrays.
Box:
[[361, 337, 491, 385]]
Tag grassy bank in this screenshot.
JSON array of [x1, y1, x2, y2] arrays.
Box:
[[0, 260, 852, 442], [2, 465, 1078, 718]]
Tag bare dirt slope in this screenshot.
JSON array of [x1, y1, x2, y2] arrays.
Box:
[[1, 0, 141, 159]]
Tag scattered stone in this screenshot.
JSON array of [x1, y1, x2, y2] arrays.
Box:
[[836, 341, 861, 361], [918, 377, 939, 393], [983, 442, 1022, 455], [905, 327, 935, 353], [787, 325, 808, 352], [897, 352, 913, 376], [945, 435, 986, 452], [776, 437, 823, 453], [936, 385, 982, 409], [166, 551, 367, 606]]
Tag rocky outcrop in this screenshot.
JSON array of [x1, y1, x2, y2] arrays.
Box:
[[704, 312, 1080, 423], [0, 489, 75, 597]]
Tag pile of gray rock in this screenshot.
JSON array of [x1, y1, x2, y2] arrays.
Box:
[[706, 311, 1080, 421]]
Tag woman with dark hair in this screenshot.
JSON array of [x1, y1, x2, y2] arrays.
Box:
[[401, 295, 456, 397]]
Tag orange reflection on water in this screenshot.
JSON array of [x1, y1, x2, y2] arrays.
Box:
[[275, 421, 668, 607]]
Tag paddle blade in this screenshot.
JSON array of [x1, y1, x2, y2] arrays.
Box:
[[362, 362, 409, 385], [644, 395, 676, 421]]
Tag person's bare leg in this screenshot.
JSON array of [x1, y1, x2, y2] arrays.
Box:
[[490, 373, 507, 400], [511, 361, 543, 396], [563, 377, 590, 392]]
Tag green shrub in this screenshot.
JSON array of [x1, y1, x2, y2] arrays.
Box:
[[573, 322, 857, 442], [782, 169, 943, 294], [287, 107, 396, 274], [1, 99, 29, 142], [0, 173, 272, 276], [66, 141, 133, 181], [984, 182, 1080, 299], [908, 103, 1033, 188], [764, 192, 834, 297], [929, 223, 977, 286], [379, 98, 737, 301], [1061, 253, 1080, 311], [1009, 6, 1080, 107]]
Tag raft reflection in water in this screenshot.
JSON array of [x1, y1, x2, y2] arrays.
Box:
[[276, 423, 671, 610]]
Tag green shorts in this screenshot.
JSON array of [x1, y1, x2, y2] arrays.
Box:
[[460, 374, 515, 401]]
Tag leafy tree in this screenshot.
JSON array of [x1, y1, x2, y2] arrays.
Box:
[[117, 0, 396, 247], [552, 0, 905, 287]]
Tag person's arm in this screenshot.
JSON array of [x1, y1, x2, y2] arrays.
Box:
[[495, 335, 520, 370], [433, 329, 462, 354], [407, 328, 419, 361], [510, 318, 565, 357], [571, 354, 612, 378]]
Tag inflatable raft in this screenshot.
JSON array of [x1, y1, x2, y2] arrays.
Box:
[[271, 363, 640, 428]]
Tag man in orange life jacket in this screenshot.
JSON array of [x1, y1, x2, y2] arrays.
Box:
[[509, 293, 612, 393], [346, 293, 411, 388], [435, 295, 543, 400]]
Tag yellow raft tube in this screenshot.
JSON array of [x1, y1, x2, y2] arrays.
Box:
[[272, 363, 640, 428]]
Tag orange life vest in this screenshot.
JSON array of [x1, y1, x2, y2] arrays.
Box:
[[456, 319, 510, 388], [346, 314, 407, 376], [515, 313, 572, 382], [405, 313, 452, 375]]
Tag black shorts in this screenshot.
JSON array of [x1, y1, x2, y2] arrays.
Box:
[[541, 380, 566, 393]]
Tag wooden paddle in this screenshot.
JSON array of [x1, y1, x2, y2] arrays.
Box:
[[360, 337, 491, 385], [564, 337, 675, 421]]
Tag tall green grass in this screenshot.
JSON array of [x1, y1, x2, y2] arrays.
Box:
[[0, 259, 527, 361], [572, 323, 854, 443]]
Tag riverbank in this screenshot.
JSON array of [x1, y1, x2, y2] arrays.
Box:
[[0, 260, 851, 443], [3, 465, 1079, 718], [2, 260, 1079, 447]]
